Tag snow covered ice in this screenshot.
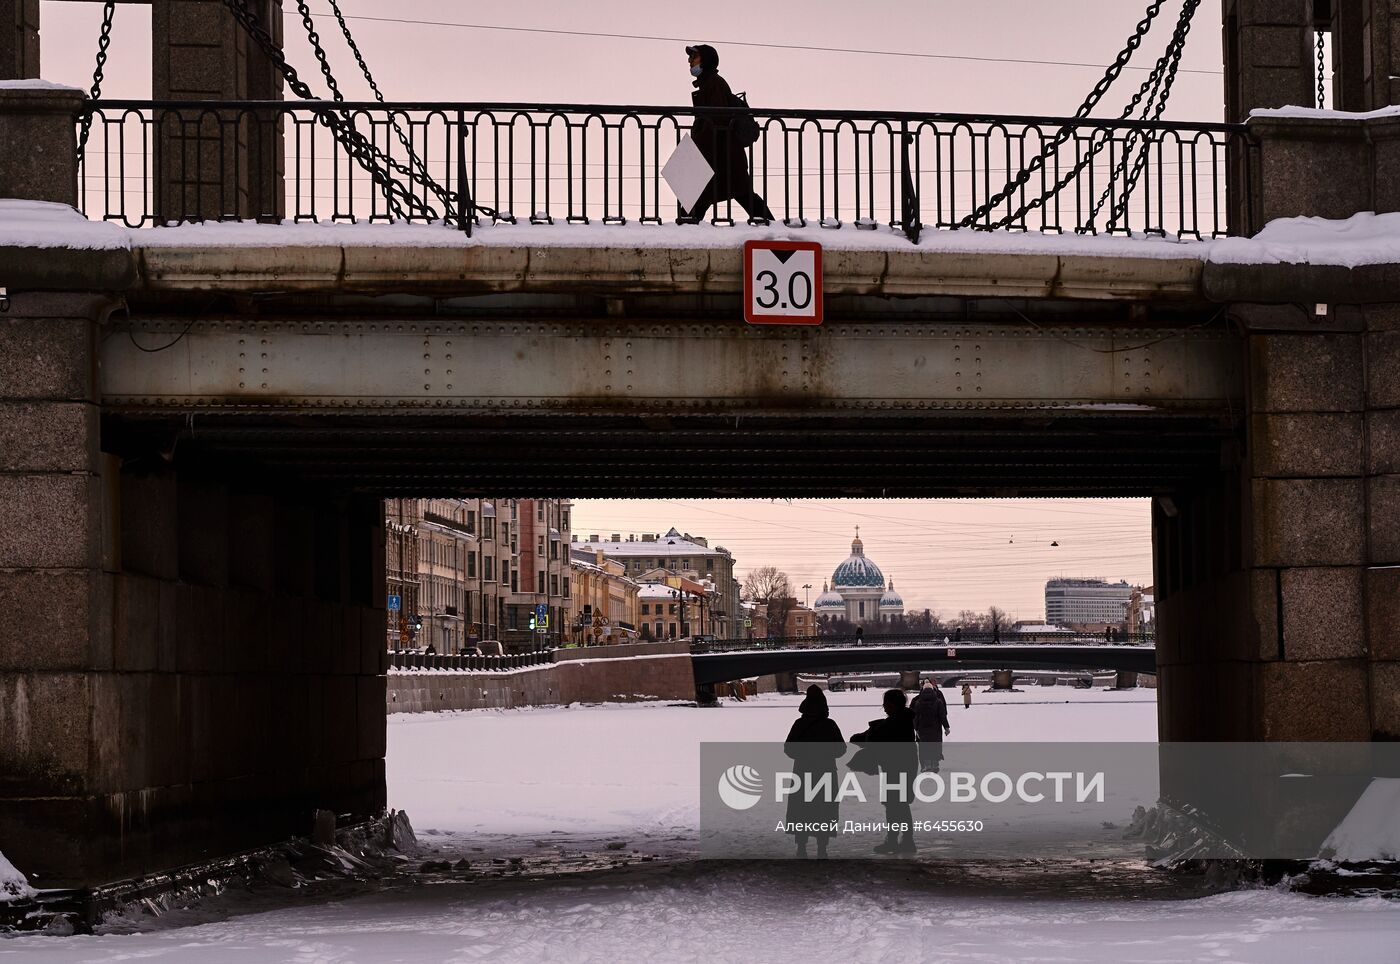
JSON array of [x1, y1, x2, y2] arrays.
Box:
[[4, 688, 1399, 962]]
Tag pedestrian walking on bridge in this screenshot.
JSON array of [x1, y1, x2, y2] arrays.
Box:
[[683, 44, 774, 224], [962, 682, 973, 710]]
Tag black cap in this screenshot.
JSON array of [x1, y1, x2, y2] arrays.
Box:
[[685, 44, 719, 70]]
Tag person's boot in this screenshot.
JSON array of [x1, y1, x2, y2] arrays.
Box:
[[795, 840, 809, 859], [873, 831, 899, 855], [895, 830, 917, 855], [815, 838, 829, 859]]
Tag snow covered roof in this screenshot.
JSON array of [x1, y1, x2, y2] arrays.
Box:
[[639, 584, 679, 600], [575, 534, 724, 557]]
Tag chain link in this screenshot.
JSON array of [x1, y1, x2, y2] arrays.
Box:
[[76, 1, 116, 167], [956, 0, 1168, 230], [1317, 30, 1327, 109]]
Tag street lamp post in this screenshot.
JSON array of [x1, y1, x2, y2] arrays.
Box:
[[802, 583, 812, 607]]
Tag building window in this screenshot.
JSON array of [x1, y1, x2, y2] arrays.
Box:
[[641, 603, 649, 616], [563, 576, 570, 599], [551, 574, 559, 597], [467, 552, 476, 578], [669, 603, 677, 615], [538, 504, 545, 521], [467, 511, 476, 535], [484, 556, 494, 581], [538, 571, 546, 595]]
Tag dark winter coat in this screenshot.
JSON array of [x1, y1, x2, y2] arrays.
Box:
[[851, 706, 918, 780], [690, 69, 755, 201], [783, 687, 846, 832], [911, 686, 949, 741]]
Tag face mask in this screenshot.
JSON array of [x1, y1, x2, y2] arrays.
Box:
[[690, 65, 704, 77]]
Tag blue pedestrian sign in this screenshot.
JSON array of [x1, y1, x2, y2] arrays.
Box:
[[387, 594, 402, 611], [535, 603, 549, 619]]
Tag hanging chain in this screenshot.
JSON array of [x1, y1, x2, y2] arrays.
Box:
[[76, 0, 116, 166], [1316, 31, 1327, 109], [1089, 0, 1200, 233], [216, 0, 437, 220], [956, 0, 1168, 230], [323, 0, 488, 221]]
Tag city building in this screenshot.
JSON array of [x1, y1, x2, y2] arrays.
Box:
[[784, 602, 818, 637], [1044, 577, 1134, 629], [416, 498, 516, 650], [821, 528, 905, 625], [572, 528, 741, 636], [506, 499, 573, 647], [383, 498, 575, 653], [1127, 585, 1156, 634], [741, 599, 768, 639], [384, 498, 422, 649], [568, 548, 641, 645]]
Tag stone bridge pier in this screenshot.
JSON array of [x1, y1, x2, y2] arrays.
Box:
[[1155, 302, 1400, 743], [0, 291, 386, 886]]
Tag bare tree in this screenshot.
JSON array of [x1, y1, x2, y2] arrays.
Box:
[[988, 606, 1007, 642], [743, 566, 792, 604], [743, 566, 794, 638]]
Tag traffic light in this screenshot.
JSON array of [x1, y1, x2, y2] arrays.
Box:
[[529, 614, 537, 630]]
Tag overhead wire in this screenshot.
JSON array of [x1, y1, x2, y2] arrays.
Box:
[[291, 10, 1222, 76]]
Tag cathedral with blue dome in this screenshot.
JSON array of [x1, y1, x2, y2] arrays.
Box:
[[814, 528, 905, 625]]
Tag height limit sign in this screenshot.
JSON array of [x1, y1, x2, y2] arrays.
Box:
[[743, 240, 823, 325]]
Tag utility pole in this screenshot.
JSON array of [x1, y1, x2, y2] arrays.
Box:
[[802, 583, 812, 607]]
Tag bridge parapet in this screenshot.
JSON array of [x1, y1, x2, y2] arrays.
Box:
[[71, 100, 1245, 243]]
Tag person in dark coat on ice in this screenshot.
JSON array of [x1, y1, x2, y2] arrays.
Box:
[[910, 678, 951, 772], [851, 688, 919, 855], [684, 44, 775, 223], [783, 685, 846, 858]]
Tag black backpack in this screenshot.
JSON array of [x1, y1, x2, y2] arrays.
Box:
[[728, 90, 761, 147]]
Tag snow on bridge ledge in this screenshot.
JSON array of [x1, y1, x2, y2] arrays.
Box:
[[6, 201, 1400, 300]]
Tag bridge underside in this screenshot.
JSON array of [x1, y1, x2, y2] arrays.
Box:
[[102, 410, 1236, 498], [99, 298, 1241, 497]]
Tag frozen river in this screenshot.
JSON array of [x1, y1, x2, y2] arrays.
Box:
[[6, 687, 1400, 963]]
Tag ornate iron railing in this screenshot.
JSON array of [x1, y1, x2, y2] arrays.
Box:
[[387, 649, 554, 672], [77, 100, 1248, 241]]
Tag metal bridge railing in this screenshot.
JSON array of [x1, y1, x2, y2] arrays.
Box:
[[77, 100, 1248, 241], [387, 649, 554, 672], [690, 631, 1156, 654]]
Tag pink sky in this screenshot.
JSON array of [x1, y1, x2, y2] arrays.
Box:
[[37, 0, 1228, 119]]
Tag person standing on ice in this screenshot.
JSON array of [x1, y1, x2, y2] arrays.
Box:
[[782, 685, 846, 858], [962, 682, 973, 710], [683, 44, 775, 224], [850, 689, 918, 855], [910, 679, 950, 772]]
